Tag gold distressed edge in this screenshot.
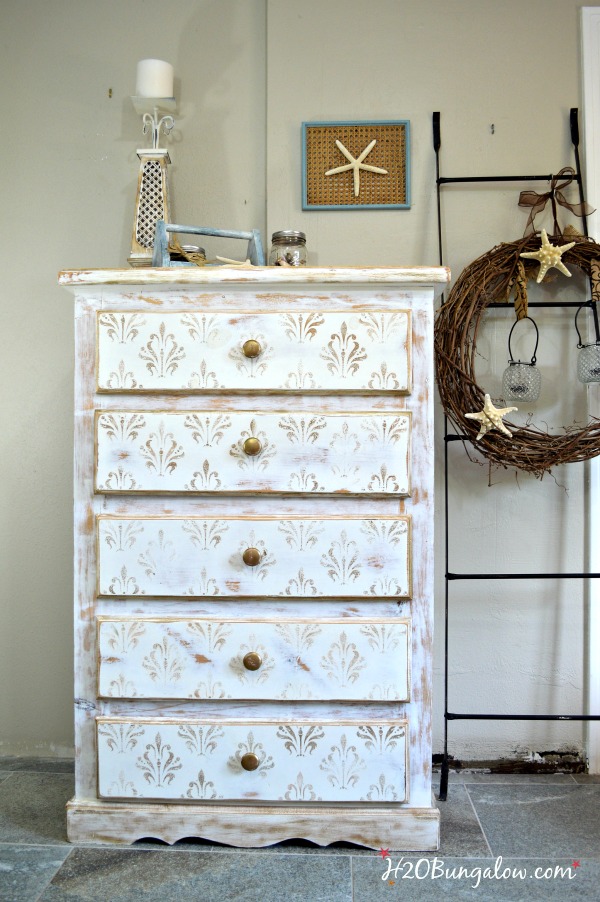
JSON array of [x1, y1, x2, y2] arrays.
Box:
[[95, 617, 411, 703], [94, 308, 413, 395], [94, 713, 409, 729], [96, 387, 412, 395], [97, 593, 412, 601], [94, 409, 412, 497], [96, 615, 411, 624], [95, 307, 414, 316], [95, 715, 409, 804], [96, 513, 412, 521]]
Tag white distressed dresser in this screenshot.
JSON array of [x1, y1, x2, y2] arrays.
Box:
[[59, 265, 448, 849]]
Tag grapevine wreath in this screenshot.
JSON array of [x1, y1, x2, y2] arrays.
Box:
[[434, 231, 600, 476]]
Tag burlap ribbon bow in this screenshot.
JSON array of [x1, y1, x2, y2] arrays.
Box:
[[518, 167, 594, 236]]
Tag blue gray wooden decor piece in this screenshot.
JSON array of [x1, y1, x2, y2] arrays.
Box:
[[152, 220, 265, 266]]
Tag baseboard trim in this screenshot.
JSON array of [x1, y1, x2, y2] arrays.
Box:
[[67, 798, 440, 850]]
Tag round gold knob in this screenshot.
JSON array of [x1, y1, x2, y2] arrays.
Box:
[[242, 547, 261, 567], [243, 436, 262, 456], [242, 339, 261, 358], [241, 752, 260, 771], [243, 651, 262, 671]]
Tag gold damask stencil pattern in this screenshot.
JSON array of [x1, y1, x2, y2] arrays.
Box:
[[136, 734, 182, 787], [96, 310, 411, 392], [99, 312, 145, 344], [320, 632, 366, 687], [96, 719, 408, 802], [180, 313, 221, 344], [105, 360, 139, 390], [319, 734, 365, 790], [140, 423, 184, 476], [97, 516, 412, 598], [97, 618, 410, 701], [280, 312, 325, 343], [280, 772, 322, 802], [141, 637, 185, 686], [95, 410, 411, 496], [184, 769, 222, 800], [139, 322, 186, 378]]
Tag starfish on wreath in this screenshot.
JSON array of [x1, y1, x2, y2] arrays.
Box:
[[325, 138, 388, 197], [465, 394, 517, 440], [519, 228, 575, 283]]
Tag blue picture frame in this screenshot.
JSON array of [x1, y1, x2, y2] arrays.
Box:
[[302, 120, 411, 211]]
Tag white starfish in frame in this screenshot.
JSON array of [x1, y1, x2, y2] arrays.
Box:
[[325, 138, 388, 197], [465, 394, 517, 440], [519, 229, 575, 283]]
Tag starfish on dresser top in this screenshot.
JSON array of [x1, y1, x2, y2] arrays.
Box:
[[215, 256, 254, 267], [519, 228, 575, 283], [325, 138, 388, 197], [465, 394, 517, 440]]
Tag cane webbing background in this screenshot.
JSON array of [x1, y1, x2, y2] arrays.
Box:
[[304, 121, 409, 209]]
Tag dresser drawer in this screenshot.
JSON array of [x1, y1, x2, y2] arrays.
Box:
[[96, 717, 408, 803], [97, 616, 410, 701], [95, 410, 411, 496], [96, 309, 411, 393], [97, 515, 411, 598]]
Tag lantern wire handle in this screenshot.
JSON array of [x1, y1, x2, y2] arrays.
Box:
[[575, 303, 600, 349], [507, 315, 539, 365]]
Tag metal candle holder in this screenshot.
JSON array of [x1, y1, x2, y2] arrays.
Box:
[[502, 315, 542, 402], [575, 303, 600, 383], [128, 96, 176, 268]]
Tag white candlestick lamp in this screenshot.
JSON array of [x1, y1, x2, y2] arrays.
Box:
[[128, 59, 176, 267]]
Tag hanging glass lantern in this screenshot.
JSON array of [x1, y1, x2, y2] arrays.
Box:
[[575, 304, 600, 383], [501, 316, 541, 402]]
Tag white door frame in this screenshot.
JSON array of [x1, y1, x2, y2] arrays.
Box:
[[581, 6, 600, 774]]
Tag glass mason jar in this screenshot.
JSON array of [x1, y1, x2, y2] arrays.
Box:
[[268, 230, 307, 266]]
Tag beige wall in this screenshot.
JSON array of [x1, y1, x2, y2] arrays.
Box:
[[0, 0, 266, 756], [1, 0, 597, 761]]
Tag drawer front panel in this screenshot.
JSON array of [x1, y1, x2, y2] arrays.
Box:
[[96, 310, 411, 393], [97, 516, 411, 598], [97, 617, 410, 701], [95, 410, 411, 496], [97, 717, 408, 803]]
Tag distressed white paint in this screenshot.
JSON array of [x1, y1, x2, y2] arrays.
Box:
[[581, 5, 600, 774], [96, 616, 411, 701], [95, 409, 412, 495], [59, 266, 449, 287], [64, 267, 440, 848], [66, 799, 439, 850]]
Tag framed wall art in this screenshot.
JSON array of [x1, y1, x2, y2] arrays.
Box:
[[302, 120, 411, 211]]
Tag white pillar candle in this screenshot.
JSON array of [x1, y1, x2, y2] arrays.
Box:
[[136, 59, 174, 98]]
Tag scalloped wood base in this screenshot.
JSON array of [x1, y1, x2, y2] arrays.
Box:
[[67, 800, 440, 850]]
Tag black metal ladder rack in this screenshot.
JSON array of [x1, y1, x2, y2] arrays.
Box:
[[433, 109, 600, 802]]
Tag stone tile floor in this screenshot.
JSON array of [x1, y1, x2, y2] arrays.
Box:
[[0, 758, 598, 900]]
